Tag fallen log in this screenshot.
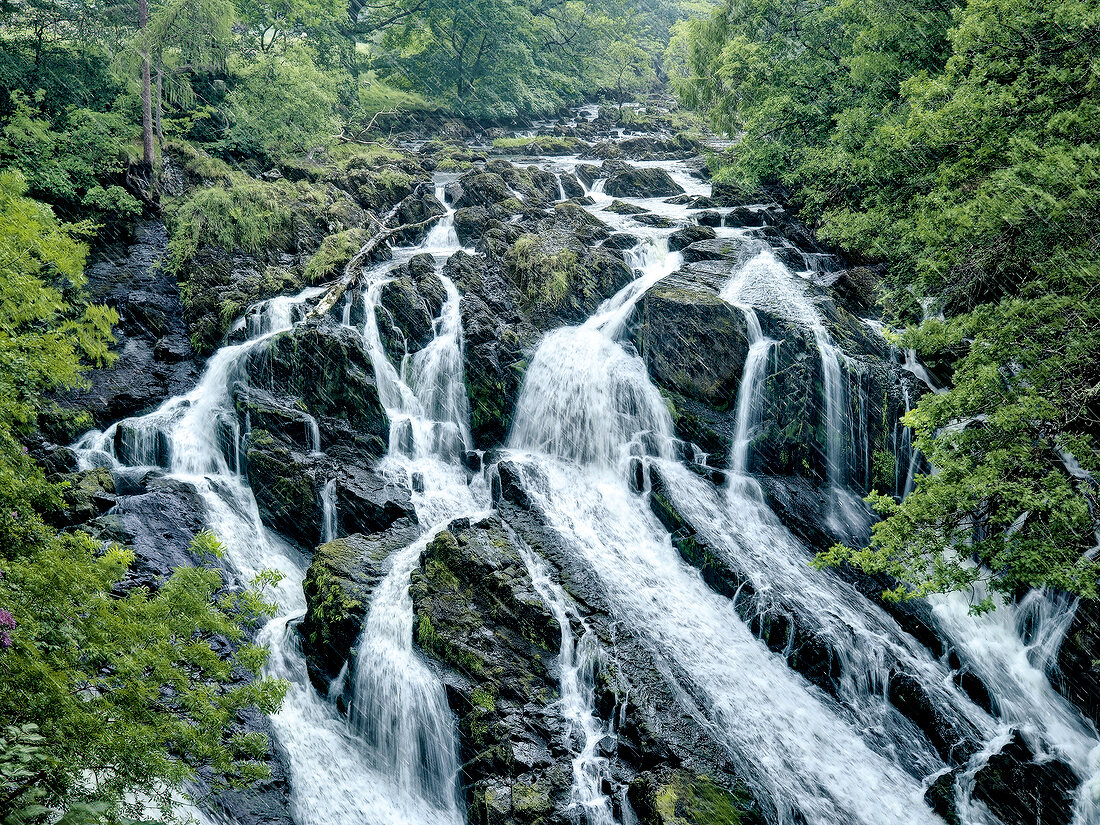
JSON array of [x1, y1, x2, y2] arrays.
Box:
[[306, 190, 443, 321]]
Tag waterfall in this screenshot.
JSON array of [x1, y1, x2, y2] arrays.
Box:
[[725, 307, 775, 476], [522, 549, 618, 825], [506, 270, 949, 825], [67, 139, 1100, 825], [320, 478, 337, 544], [72, 181, 485, 825], [342, 187, 489, 821], [305, 414, 321, 454]]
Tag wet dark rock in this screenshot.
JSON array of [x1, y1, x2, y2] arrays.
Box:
[[454, 206, 493, 245], [408, 517, 569, 822], [972, 733, 1078, 825], [85, 474, 209, 592], [574, 164, 601, 187], [633, 271, 748, 409], [50, 221, 200, 437], [245, 319, 389, 460], [632, 213, 676, 228], [680, 237, 752, 263], [628, 769, 765, 825], [668, 225, 716, 251], [51, 467, 117, 527], [711, 181, 767, 207], [376, 264, 441, 363], [559, 174, 585, 199], [300, 522, 421, 688], [694, 210, 724, 228], [243, 429, 321, 545], [601, 160, 684, 199], [412, 510, 766, 825], [391, 186, 447, 246], [336, 464, 417, 536], [604, 200, 648, 215], [604, 233, 641, 251], [1056, 598, 1100, 727], [447, 172, 512, 209]]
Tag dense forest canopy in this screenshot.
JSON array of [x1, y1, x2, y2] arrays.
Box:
[[679, 0, 1100, 608], [1, 0, 1098, 820]]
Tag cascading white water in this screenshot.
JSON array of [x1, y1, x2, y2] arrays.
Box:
[[306, 414, 321, 454], [342, 187, 489, 823], [721, 248, 866, 531], [931, 587, 1100, 823], [320, 478, 338, 544], [724, 306, 775, 476], [73, 287, 440, 825], [505, 263, 951, 825], [522, 549, 618, 825], [67, 133, 1100, 825]]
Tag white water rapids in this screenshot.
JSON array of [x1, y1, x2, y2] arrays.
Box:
[[70, 146, 1100, 825]]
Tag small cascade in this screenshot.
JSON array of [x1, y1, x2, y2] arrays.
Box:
[[507, 241, 678, 468], [903, 348, 943, 394], [557, 174, 568, 202], [305, 414, 321, 454], [348, 533, 464, 817], [931, 587, 1100, 823], [341, 179, 489, 822], [320, 478, 338, 544], [727, 307, 775, 476], [522, 550, 618, 825]]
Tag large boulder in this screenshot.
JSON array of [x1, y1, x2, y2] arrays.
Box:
[[446, 172, 512, 209], [668, 225, 716, 251], [633, 272, 749, 410], [245, 319, 389, 460], [300, 522, 421, 688], [375, 254, 445, 363], [601, 161, 684, 199]]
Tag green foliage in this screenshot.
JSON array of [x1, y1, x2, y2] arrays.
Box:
[[305, 228, 370, 282], [0, 171, 116, 434], [223, 46, 345, 163], [683, 0, 1100, 603], [0, 94, 141, 220], [0, 520, 287, 815], [166, 173, 292, 274], [0, 177, 287, 817]]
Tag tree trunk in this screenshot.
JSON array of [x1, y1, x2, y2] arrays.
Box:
[[139, 0, 155, 168], [155, 64, 164, 145]]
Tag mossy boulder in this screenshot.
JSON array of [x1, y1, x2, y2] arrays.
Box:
[[601, 160, 685, 199], [628, 770, 764, 825], [300, 522, 420, 688], [410, 516, 571, 822], [446, 172, 512, 209], [245, 319, 389, 460], [633, 273, 749, 410]]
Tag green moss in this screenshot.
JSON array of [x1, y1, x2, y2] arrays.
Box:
[[306, 228, 371, 282], [492, 135, 582, 155], [166, 171, 293, 276], [471, 687, 496, 711], [505, 233, 581, 311], [654, 774, 754, 825]]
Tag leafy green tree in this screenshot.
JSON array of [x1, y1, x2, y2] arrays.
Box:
[[0, 171, 288, 817], [222, 45, 345, 161], [682, 0, 1100, 606], [0, 94, 142, 221]]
